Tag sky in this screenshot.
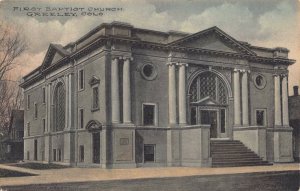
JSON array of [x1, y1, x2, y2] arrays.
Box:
[[0, 0, 299, 95]]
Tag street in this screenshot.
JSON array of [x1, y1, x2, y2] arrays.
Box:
[[3, 170, 299, 191]]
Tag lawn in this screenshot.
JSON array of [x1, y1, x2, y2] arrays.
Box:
[[9, 163, 70, 170], [0, 168, 34, 178]]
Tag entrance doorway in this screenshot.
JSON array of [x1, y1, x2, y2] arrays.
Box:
[[92, 132, 100, 163], [188, 71, 230, 138], [201, 110, 218, 138]]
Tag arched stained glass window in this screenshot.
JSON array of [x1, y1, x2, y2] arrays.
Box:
[[53, 83, 65, 131], [189, 72, 228, 105]]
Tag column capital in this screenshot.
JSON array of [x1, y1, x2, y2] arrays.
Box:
[[111, 56, 120, 61], [233, 68, 240, 72], [123, 56, 134, 61], [178, 63, 188, 67], [240, 69, 250, 73], [280, 73, 288, 78], [166, 62, 176, 66], [234, 68, 250, 73]]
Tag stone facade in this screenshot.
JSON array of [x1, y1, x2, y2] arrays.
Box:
[[20, 21, 295, 168], [289, 86, 300, 162]]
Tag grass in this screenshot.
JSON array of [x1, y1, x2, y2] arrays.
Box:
[[0, 168, 34, 178], [9, 163, 70, 170]]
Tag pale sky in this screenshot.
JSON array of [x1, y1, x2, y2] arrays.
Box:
[[0, 0, 299, 95]]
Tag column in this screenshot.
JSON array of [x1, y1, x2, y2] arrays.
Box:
[[281, 75, 289, 126], [68, 73, 74, 129], [168, 62, 177, 125], [47, 83, 52, 132], [274, 74, 282, 126], [111, 58, 120, 123], [65, 75, 69, 129], [178, 63, 187, 124], [123, 58, 131, 123], [241, 71, 249, 126], [233, 69, 241, 126]]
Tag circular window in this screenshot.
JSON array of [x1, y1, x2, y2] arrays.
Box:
[[253, 74, 266, 89], [141, 63, 157, 80]]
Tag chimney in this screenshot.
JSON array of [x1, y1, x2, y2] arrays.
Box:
[[293, 86, 299, 96]]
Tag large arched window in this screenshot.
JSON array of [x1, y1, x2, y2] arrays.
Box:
[[53, 82, 65, 131], [189, 71, 228, 105]]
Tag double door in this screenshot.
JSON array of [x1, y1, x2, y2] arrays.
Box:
[[191, 107, 227, 138]]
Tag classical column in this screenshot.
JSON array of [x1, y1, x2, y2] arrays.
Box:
[[111, 57, 120, 124], [178, 63, 187, 124], [123, 57, 132, 123], [241, 70, 249, 126], [233, 69, 241, 126], [274, 74, 282, 126], [281, 75, 289, 126], [168, 62, 177, 125]]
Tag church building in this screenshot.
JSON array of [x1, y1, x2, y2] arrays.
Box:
[[20, 21, 295, 168]]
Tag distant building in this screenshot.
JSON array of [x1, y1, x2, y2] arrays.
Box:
[[289, 86, 300, 162], [20, 21, 295, 168], [2, 110, 24, 161]]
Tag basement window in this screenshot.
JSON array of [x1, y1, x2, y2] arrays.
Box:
[[144, 144, 155, 162]]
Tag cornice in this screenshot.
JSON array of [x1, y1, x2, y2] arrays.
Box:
[[21, 35, 295, 89]]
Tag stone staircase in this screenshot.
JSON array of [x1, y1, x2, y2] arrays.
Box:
[[211, 140, 271, 167]]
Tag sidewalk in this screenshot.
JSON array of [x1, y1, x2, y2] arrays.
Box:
[[0, 163, 299, 187]]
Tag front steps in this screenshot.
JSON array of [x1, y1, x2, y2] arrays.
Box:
[[211, 140, 271, 167]]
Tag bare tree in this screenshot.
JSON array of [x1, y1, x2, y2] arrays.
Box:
[[0, 80, 23, 135], [0, 21, 27, 81], [0, 21, 26, 135]]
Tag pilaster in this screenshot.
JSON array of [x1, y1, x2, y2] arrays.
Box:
[[274, 74, 282, 126], [111, 57, 120, 124], [281, 74, 289, 126], [122, 57, 133, 124]]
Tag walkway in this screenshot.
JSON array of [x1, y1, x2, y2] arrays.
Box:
[[0, 163, 299, 187]]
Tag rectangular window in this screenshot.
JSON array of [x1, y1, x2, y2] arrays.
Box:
[[191, 107, 197, 125], [43, 118, 46, 133], [58, 149, 62, 161], [53, 149, 56, 161], [42, 87, 46, 103], [143, 104, 155, 126], [220, 109, 226, 133], [256, 109, 266, 126], [78, 69, 84, 90], [27, 122, 30, 136], [144, 144, 155, 162], [79, 109, 84, 129], [27, 95, 30, 109], [92, 87, 99, 110], [79, 145, 84, 162], [200, 110, 210, 124], [34, 103, 38, 119], [27, 151, 30, 160], [34, 139, 37, 160]]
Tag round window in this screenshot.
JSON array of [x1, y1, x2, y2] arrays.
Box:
[[141, 63, 157, 80], [253, 74, 266, 89]]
